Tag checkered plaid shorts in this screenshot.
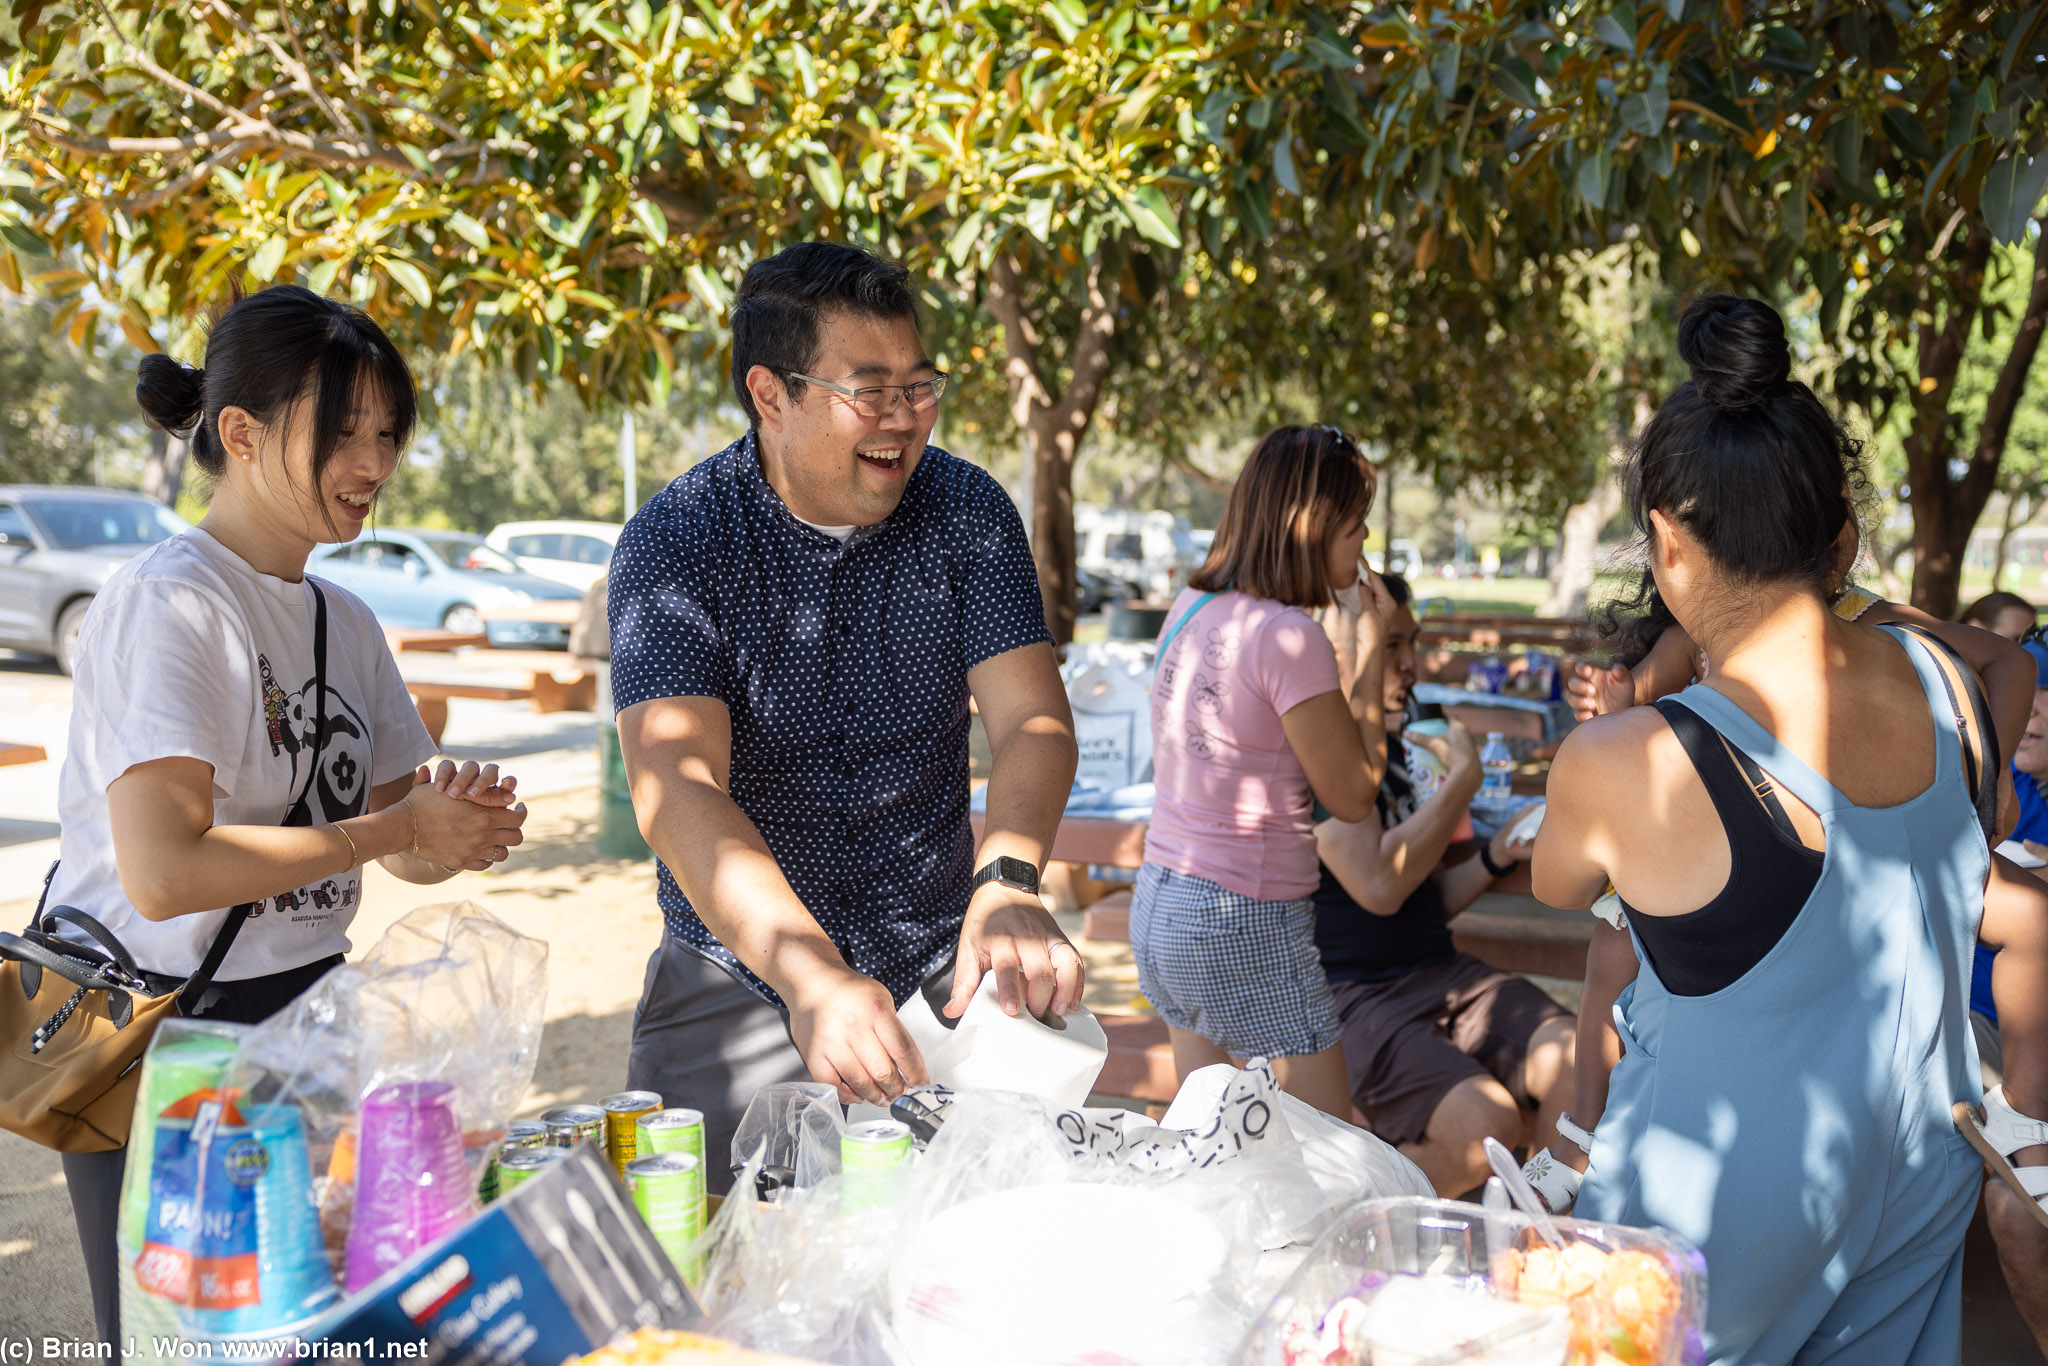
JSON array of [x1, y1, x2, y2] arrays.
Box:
[[1129, 862, 1342, 1059]]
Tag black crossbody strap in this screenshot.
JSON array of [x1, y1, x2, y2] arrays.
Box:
[[180, 580, 329, 1007]]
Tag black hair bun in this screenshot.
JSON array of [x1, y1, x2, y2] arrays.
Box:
[[135, 353, 205, 436], [1677, 294, 1791, 410]]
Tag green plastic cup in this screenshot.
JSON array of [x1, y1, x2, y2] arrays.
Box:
[[118, 1032, 241, 1246]]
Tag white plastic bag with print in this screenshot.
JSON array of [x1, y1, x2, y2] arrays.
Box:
[[1062, 639, 1159, 787]]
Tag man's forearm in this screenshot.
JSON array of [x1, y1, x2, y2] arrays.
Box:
[[976, 721, 1076, 871], [1436, 854, 1497, 918], [638, 776, 849, 998], [1378, 775, 1478, 894]]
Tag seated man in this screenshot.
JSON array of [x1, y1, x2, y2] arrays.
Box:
[[1313, 573, 1574, 1196]]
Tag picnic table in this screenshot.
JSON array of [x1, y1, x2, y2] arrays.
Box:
[[401, 649, 599, 745], [0, 742, 47, 767]]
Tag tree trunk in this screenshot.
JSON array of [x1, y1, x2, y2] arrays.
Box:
[[141, 428, 188, 507], [1539, 472, 1623, 619], [985, 252, 1119, 646], [1992, 491, 2035, 593], [1904, 223, 2048, 618]]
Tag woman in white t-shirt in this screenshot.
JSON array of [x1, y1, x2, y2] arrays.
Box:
[[49, 285, 529, 1344]]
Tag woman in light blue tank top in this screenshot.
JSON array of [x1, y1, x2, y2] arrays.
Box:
[[1534, 296, 2048, 1366]]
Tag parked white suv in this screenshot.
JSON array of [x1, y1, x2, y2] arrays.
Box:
[[482, 520, 622, 592]]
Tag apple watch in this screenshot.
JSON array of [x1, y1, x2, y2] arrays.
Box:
[[971, 855, 1040, 895]]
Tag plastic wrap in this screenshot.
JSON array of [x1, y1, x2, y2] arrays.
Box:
[[118, 902, 547, 1353], [1237, 1197, 1705, 1366], [695, 1062, 1432, 1366]]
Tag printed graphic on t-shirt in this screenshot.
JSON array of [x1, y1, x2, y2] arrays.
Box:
[[249, 651, 372, 924]]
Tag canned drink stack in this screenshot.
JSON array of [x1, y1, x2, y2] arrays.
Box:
[[480, 1120, 552, 1202], [600, 1091, 663, 1173], [625, 1152, 704, 1279], [540, 1103, 606, 1149]]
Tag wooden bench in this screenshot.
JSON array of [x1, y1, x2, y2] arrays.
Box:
[[0, 742, 47, 768]]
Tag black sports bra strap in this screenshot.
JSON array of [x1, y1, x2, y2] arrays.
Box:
[[1652, 699, 1803, 845]]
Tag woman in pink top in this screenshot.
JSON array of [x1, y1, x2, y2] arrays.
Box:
[[1133, 425, 1394, 1116]]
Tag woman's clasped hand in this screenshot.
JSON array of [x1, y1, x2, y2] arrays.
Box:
[[405, 759, 529, 870]]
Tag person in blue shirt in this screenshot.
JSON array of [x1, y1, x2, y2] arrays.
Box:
[[607, 243, 1081, 1185]]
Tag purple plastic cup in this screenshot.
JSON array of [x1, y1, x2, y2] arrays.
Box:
[[342, 1081, 477, 1291]]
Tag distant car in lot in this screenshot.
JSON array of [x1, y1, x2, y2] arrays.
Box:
[[308, 530, 582, 643], [0, 484, 191, 673], [1075, 566, 1141, 615], [483, 520, 622, 592]]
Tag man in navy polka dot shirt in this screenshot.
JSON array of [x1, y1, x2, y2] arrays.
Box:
[[610, 242, 1082, 1179]]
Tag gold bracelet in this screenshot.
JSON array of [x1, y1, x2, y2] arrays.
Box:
[[331, 821, 360, 870], [409, 803, 421, 858]]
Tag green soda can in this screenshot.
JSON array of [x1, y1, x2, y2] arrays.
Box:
[[496, 1146, 568, 1194], [635, 1108, 705, 1160], [625, 1152, 704, 1279], [481, 1121, 551, 1202], [541, 1103, 605, 1149], [840, 1119, 913, 1210]]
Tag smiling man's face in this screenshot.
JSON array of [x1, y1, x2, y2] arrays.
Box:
[[750, 309, 938, 528]]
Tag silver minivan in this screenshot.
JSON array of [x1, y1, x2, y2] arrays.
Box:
[[0, 485, 190, 673]]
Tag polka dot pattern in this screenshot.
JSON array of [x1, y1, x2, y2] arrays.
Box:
[[608, 431, 1052, 1007]]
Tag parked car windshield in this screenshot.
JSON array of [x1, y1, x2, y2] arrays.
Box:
[[25, 496, 187, 550], [416, 532, 513, 573]]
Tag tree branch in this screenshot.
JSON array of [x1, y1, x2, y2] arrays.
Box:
[[1965, 221, 2048, 509], [87, 0, 248, 131], [108, 138, 256, 213], [985, 251, 1053, 432], [199, 0, 354, 140], [1052, 253, 1119, 438]]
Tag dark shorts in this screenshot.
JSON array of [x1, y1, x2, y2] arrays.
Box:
[[1330, 952, 1570, 1147]]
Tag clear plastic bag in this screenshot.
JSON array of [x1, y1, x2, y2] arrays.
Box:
[[696, 1063, 1434, 1366], [1237, 1197, 1706, 1366], [119, 902, 547, 1352]]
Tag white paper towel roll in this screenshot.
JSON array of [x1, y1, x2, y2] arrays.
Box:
[[897, 970, 1108, 1109]]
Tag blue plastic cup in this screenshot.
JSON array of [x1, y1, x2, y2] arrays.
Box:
[[181, 1103, 337, 1337]]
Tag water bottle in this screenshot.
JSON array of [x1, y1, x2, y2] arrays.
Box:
[[1477, 731, 1514, 821]]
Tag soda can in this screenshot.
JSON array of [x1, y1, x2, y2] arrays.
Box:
[[625, 1152, 704, 1279], [636, 1108, 706, 1162], [841, 1119, 913, 1211], [496, 1146, 568, 1194], [600, 1090, 663, 1173], [540, 1104, 605, 1149], [480, 1121, 552, 1203]]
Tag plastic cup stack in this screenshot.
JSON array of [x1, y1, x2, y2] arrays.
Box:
[[185, 1103, 336, 1337], [343, 1081, 478, 1291]]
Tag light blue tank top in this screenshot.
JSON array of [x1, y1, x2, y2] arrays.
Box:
[[1578, 625, 1986, 1366]]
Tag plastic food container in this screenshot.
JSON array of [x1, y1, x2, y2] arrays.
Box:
[[1236, 1197, 1705, 1366]]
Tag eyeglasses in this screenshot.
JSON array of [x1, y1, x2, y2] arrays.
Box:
[[786, 370, 950, 418]]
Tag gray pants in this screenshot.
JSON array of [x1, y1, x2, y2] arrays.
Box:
[[627, 935, 809, 1196], [62, 1146, 125, 1348]]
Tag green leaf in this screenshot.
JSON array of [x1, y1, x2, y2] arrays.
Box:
[[1646, 65, 1669, 126], [1274, 133, 1300, 196], [1025, 194, 1055, 243], [724, 72, 756, 105], [1643, 132, 1676, 178], [1430, 45, 1459, 100], [1126, 183, 1181, 246], [1247, 96, 1274, 131], [1982, 152, 2048, 244], [383, 257, 434, 307], [2002, 5, 2045, 84], [448, 211, 490, 250], [807, 156, 845, 210], [306, 255, 342, 297], [625, 82, 653, 139], [947, 211, 985, 267], [250, 235, 287, 283], [1619, 93, 1655, 136], [1782, 181, 1807, 242], [630, 197, 668, 246], [1594, 13, 1635, 55], [1043, 0, 1085, 45], [685, 263, 729, 312], [1576, 148, 1610, 207], [1494, 58, 1541, 108], [1237, 179, 1273, 242], [0, 222, 47, 257]]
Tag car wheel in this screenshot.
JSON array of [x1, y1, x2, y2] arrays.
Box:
[[54, 597, 92, 676], [442, 603, 485, 636]]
